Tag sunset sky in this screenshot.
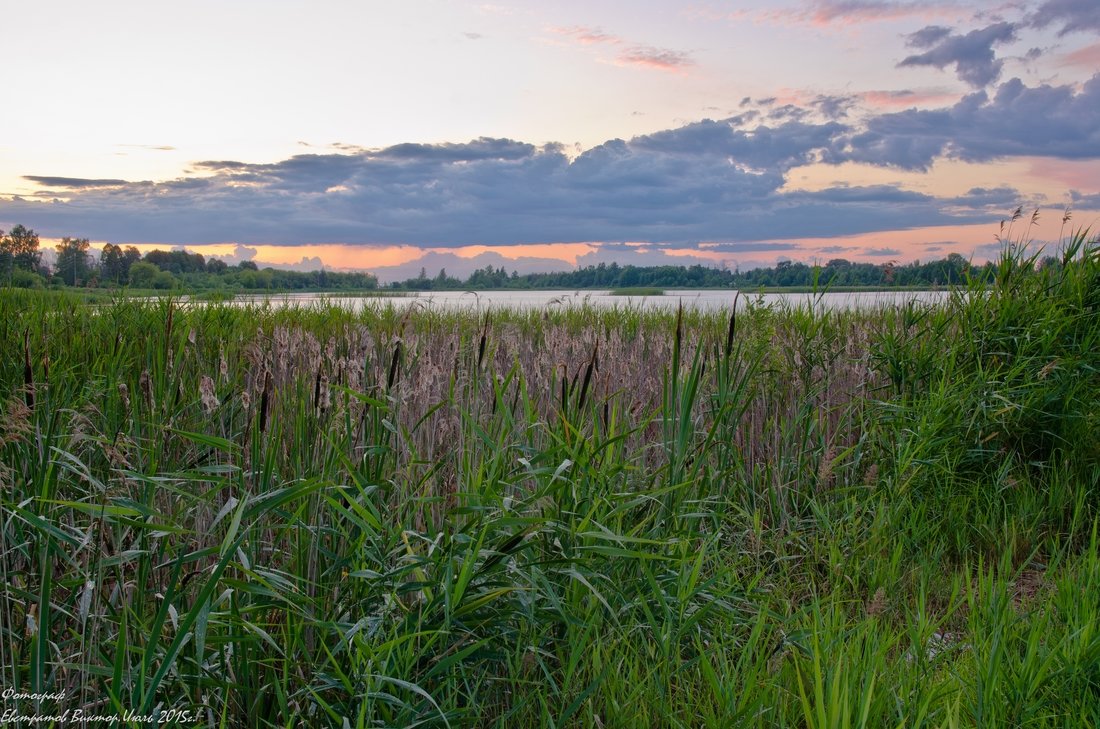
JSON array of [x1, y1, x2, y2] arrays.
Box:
[[2, 0, 1099, 280]]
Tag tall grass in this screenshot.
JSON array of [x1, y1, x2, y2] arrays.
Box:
[[1, 231, 1097, 726]]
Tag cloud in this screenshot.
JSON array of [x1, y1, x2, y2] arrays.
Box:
[[805, 0, 964, 26], [463, 32, 484, 40], [550, 25, 693, 72], [737, 1, 970, 29], [833, 73, 1100, 169], [232, 244, 258, 262], [862, 247, 902, 256], [7, 88, 1080, 255], [859, 88, 960, 108], [1029, 0, 1100, 37], [24, 176, 130, 188], [898, 22, 1018, 88], [1060, 41, 1100, 68], [117, 144, 176, 151], [614, 46, 693, 71], [1068, 190, 1100, 209]]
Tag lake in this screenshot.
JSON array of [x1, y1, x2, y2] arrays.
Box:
[[221, 289, 953, 312]]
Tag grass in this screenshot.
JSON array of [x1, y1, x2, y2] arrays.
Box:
[[0, 229, 1098, 727]]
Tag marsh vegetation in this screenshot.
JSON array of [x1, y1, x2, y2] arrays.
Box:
[[1, 232, 1098, 727]]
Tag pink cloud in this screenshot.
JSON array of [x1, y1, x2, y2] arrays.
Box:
[[732, 1, 968, 29], [550, 25, 620, 45], [548, 25, 694, 73], [1060, 42, 1100, 70], [859, 89, 961, 108], [614, 46, 694, 71], [1025, 158, 1100, 193]]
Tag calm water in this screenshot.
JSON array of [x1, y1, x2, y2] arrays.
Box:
[[221, 289, 952, 312]]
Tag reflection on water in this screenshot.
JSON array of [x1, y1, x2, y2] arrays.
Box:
[[220, 289, 952, 312]]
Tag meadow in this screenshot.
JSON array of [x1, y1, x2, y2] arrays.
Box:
[[1, 233, 1098, 727]]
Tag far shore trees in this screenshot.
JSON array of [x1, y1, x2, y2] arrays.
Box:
[[0, 225, 43, 283], [56, 237, 92, 286]]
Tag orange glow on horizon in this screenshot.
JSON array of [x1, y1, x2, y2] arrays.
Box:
[[437, 243, 596, 265]]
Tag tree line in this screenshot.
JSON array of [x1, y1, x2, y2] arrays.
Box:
[[388, 253, 1045, 290], [0, 225, 378, 291], [1, 223, 1062, 293]]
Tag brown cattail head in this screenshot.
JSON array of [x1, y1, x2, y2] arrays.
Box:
[[259, 370, 272, 433], [725, 292, 740, 359], [199, 375, 220, 415], [139, 370, 155, 412], [118, 382, 131, 414], [817, 447, 836, 488], [387, 340, 402, 390]]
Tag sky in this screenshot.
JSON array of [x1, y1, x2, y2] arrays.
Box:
[[2, 0, 1099, 281]]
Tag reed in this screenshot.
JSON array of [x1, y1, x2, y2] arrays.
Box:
[[0, 230, 1097, 726]]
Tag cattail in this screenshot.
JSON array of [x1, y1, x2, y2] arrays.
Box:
[[477, 311, 491, 369], [817, 447, 836, 488], [199, 375, 219, 415], [319, 374, 330, 411], [725, 292, 740, 359], [118, 382, 131, 413], [560, 365, 569, 413], [578, 341, 598, 410], [187, 328, 196, 347], [219, 350, 229, 384], [387, 340, 402, 390], [139, 370, 155, 412], [259, 370, 272, 433]]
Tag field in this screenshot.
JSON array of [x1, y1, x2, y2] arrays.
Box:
[[1, 235, 1098, 727]]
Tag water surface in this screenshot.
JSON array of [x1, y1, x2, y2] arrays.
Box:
[[225, 289, 952, 312]]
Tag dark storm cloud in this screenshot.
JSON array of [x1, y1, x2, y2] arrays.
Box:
[[832, 73, 1100, 169], [24, 176, 130, 188], [898, 22, 1018, 88], [1029, 0, 1100, 37], [376, 137, 538, 162], [812, 94, 859, 120]]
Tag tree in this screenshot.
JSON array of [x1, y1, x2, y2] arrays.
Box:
[[153, 270, 178, 289], [100, 243, 124, 283], [56, 237, 91, 286], [0, 228, 11, 284], [129, 261, 160, 288], [121, 246, 142, 283], [6, 225, 41, 272]]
